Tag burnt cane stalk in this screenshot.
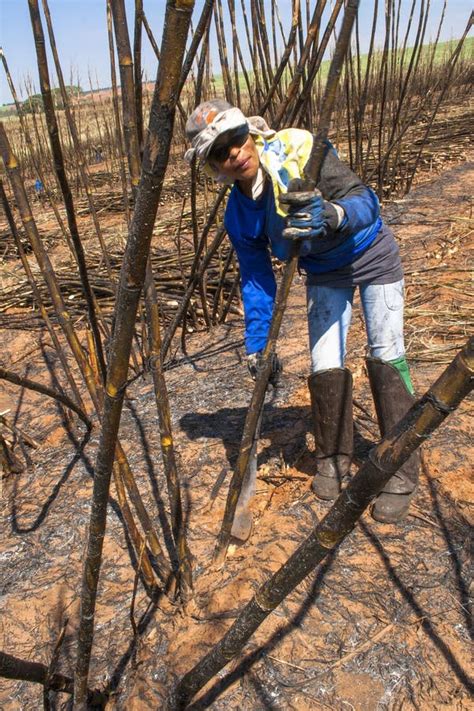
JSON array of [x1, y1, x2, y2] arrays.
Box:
[[106, 0, 130, 224], [289, 0, 344, 127], [0, 122, 101, 409], [112, 0, 194, 598], [214, 0, 234, 104], [0, 49, 70, 245], [405, 11, 473, 192], [0, 124, 168, 594], [161, 217, 228, 360], [273, 0, 330, 127], [0, 651, 106, 707], [144, 261, 193, 599], [73, 2, 194, 706], [133, 0, 144, 152], [110, 0, 142, 191], [171, 337, 474, 709], [0, 179, 85, 411], [227, 0, 254, 106], [178, 0, 214, 94], [27, 0, 107, 381], [213, 0, 360, 565], [258, 0, 301, 117], [41, 0, 114, 283], [0, 366, 91, 428]]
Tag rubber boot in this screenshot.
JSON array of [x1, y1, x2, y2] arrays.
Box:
[[308, 368, 353, 500], [366, 357, 420, 523]]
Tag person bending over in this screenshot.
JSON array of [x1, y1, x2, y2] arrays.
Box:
[[185, 99, 419, 524]]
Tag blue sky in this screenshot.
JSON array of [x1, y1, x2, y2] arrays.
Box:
[[0, 0, 471, 105]]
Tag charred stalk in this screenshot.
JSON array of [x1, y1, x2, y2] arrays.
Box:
[[27, 0, 107, 381], [0, 179, 85, 410], [73, 2, 194, 705], [0, 49, 70, 244], [110, 0, 142, 190], [112, 0, 194, 599], [41, 0, 114, 284], [0, 366, 91, 428], [0, 123, 169, 609], [0, 651, 106, 706]]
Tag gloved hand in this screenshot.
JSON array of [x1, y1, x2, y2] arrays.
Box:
[[280, 185, 326, 241], [247, 351, 282, 387]]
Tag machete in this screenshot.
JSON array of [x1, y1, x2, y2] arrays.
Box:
[[214, 0, 360, 564], [230, 376, 280, 541], [230, 393, 265, 541]]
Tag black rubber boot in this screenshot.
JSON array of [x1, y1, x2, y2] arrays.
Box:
[[308, 368, 353, 500], [366, 357, 420, 523]]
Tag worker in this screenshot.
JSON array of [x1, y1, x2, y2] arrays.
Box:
[[184, 99, 419, 524], [92, 145, 103, 164], [34, 177, 44, 201]]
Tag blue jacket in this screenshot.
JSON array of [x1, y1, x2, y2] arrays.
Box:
[[224, 135, 382, 354]]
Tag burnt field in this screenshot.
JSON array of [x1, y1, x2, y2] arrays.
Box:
[[0, 1, 473, 709], [1, 152, 473, 710]]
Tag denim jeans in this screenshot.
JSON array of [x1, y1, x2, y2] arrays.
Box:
[[307, 280, 406, 372]]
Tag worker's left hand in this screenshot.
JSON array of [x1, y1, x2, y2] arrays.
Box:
[[247, 351, 282, 387], [280, 189, 326, 240]]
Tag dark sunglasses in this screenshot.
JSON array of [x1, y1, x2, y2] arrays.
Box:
[[208, 126, 250, 163]]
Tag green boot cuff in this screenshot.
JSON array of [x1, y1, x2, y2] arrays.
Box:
[[388, 356, 415, 395]]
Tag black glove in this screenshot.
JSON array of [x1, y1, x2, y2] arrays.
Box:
[[247, 351, 282, 387], [279, 178, 345, 240], [281, 190, 326, 240]]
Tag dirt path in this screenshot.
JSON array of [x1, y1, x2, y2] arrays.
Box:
[[0, 158, 472, 709]]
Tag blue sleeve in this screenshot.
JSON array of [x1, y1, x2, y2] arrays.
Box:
[[335, 185, 380, 235], [317, 141, 380, 234], [224, 188, 276, 355]]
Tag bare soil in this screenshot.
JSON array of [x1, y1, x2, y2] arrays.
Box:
[[0, 154, 472, 710]]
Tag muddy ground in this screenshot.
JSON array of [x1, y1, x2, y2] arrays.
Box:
[[0, 150, 472, 710]]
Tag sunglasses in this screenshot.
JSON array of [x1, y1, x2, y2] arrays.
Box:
[[208, 126, 250, 163]]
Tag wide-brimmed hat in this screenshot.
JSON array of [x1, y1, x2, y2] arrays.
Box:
[[184, 99, 275, 163]]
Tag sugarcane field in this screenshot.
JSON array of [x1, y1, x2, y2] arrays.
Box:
[[0, 0, 473, 709]]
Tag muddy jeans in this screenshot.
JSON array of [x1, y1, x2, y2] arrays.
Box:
[[307, 280, 406, 372]]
